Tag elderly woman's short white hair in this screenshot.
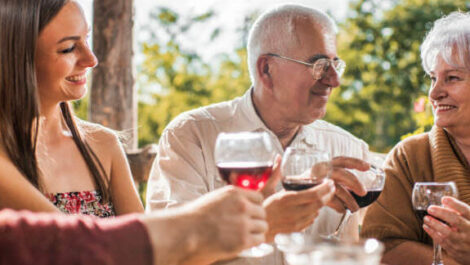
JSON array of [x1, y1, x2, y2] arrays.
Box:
[[421, 11, 470, 74], [247, 4, 337, 86]]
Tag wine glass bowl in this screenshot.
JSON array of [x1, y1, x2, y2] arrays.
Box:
[[281, 237, 384, 265], [412, 182, 458, 213], [350, 165, 386, 208], [281, 147, 331, 191], [275, 147, 331, 252], [214, 131, 275, 258], [215, 132, 274, 190], [411, 181, 458, 265], [324, 156, 386, 240]]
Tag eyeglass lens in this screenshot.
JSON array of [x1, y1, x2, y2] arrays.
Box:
[[312, 59, 345, 80]]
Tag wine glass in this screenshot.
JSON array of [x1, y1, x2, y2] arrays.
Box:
[[214, 131, 275, 258], [327, 156, 386, 239], [275, 147, 331, 252], [412, 182, 458, 265]]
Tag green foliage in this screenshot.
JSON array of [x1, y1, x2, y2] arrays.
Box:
[[137, 7, 253, 146], [401, 96, 434, 139], [76, 0, 469, 153], [326, 0, 469, 152], [72, 96, 88, 120]]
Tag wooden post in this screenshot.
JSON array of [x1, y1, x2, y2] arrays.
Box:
[[90, 0, 137, 151]]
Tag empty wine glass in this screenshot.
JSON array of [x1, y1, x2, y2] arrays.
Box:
[[412, 182, 458, 265], [275, 147, 331, 252], [326, 156, 386, 240], [282, 237, 384, 265], [214, 131, 275, 258]]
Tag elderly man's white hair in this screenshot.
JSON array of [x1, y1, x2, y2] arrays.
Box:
[[247, 3, 338, 87], [421, 11, 470, 74]]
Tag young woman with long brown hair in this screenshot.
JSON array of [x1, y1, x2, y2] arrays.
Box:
[[0, 0, 144, 216]]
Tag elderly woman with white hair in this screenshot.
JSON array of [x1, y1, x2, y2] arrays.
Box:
[[361, 12, 470, 265]]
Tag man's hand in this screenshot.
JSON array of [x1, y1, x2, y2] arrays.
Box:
[[263, 179, 336, 242], [327, 156, 369, 213]]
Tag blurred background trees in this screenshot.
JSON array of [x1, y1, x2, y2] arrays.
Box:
[[136, 8, 255, 146], [327, 0, 469, 152], [76, 0, 469, 153]]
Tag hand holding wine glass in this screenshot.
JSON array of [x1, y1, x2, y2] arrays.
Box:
[[412, 182, 459, 265], [422, 196, 470, 265], [274, 147, 332, 252], [325, 156, 385, 239], [281, 147, 330, 191], [325, 156, 370, 213], [215, 131, 275, 258]]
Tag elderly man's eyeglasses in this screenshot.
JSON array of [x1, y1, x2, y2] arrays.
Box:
[[267, 53, 346, 80]]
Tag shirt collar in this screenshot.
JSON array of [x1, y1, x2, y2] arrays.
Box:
[[237, 87, 270, 132], [237, 87, 317, 150]]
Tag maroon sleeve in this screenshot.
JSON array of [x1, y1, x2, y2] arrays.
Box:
[[0, 209, 153, 265]]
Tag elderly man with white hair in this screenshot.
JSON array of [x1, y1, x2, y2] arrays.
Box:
[[147, 3, 372, 264]]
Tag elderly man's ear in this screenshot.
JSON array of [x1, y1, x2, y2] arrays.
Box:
[[257, 56, 274, 89]]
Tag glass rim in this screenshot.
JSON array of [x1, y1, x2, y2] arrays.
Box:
[[413, 181, 457, 186]]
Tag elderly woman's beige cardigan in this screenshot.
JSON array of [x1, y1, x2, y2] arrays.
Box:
[[361, 126, 470, 251]]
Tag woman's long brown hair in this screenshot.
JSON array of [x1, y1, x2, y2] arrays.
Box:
[[0, 0, 111, 202]]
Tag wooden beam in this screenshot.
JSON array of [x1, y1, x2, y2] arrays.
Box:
[[126, 144, 158, 184], [90, 0, 137, 150]]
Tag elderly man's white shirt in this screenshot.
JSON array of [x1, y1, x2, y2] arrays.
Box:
[[146, 89, 369, 265]]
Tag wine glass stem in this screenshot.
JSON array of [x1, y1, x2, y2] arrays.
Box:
[[432, 241, 443, 265], [332, 209, 351, 238]]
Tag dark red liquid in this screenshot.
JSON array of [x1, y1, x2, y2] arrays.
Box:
[[415, 209, 447, 224], [415, 209, 428, 220], [282, 179, 321, 191], [351, 190, 382, 208], [217, 162, 273, 190]]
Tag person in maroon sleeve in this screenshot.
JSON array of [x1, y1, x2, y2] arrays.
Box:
[[0, 185, 268, 265], [0, 0, 268, 263]]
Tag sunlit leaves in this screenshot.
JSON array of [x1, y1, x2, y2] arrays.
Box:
[[326, 0, 468, 152], [137, 7, 252, 146]]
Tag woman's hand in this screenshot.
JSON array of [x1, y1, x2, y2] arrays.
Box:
[[423, 196, 470, 265]]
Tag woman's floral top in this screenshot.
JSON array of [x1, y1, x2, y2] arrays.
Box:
[[45, 190, 115, 218]]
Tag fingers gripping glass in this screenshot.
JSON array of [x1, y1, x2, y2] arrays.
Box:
[[267, 53, 346, 80], [275, 147, 331, 253], [326, 156, 386, 240], [215, 131, 275, 258], [412, 182, 458, 265]]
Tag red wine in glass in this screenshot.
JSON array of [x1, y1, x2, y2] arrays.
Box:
[[415, 209, 428, 220], [414, 208, 447, 224], [282, 179, 322, 191], [351, 189, 382, 208], [217, 162, 273, 190]]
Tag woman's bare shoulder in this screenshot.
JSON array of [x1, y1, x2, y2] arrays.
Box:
[[76, 119, 129, 161], [77, 120, 120, 145]]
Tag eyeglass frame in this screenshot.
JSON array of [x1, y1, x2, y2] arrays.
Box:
[[266, 53, 346, 80]]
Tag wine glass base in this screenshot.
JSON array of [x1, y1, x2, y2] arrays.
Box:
[[319, 234, 341, 241], [238, 243, 273, 258], [275, 233, 303, 253]]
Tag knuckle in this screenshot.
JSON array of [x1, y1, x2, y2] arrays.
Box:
[[310, 192, 320, 201], [238, 218, 249, 232], [453, 217, 462, 228], [237, 200, 248, 213], [240, 235, 250, 248]]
